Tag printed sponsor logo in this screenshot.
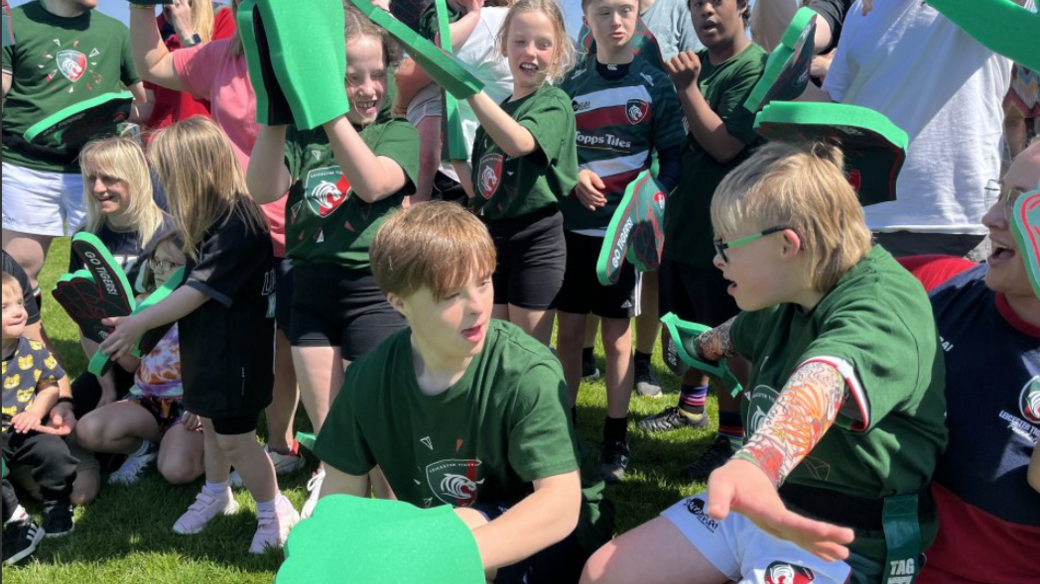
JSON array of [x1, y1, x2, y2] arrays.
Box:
[[625, 99, 649, 124], [683, 497, 719, 533], [886, 558, 916, 584], [56, 49, 86, 82], [764, 562, 816, 584], [575, 132, 632, 149], [478, 153, 504, 199], [426, 459, 484, 507], [572, 99, 592, 112]]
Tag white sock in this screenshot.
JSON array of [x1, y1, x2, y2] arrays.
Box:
[[204, 480, 230, 496], [255, 494, 280, 514], [131, 440, 153, 457]]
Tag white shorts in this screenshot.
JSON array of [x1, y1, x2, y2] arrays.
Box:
[[1, 161, 86, 237], [661, 494, 853, 584]]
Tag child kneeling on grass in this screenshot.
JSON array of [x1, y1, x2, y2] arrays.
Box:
[[3, 273, 77, 564], [314, 201, 613, 584], [580, 141, 947, 584], [75, 232, 204, 488]]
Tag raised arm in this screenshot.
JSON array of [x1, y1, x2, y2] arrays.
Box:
[[129, 3, 188, 92], [666, 52, 746, 164], [247, 125, 294, 204], [467, 91, 538, 159], [321, 116, 408, 203], [437, 0, 484, 52]]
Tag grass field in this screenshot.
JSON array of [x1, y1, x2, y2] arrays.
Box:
[[2, 239, 719, 583]]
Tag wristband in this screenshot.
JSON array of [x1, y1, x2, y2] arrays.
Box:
[[56, 397, 75, 406], [181, 33, 202, 47]]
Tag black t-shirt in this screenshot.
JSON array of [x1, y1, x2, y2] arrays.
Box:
[[178, 199, 275, 419], [1, 250, 41, 326], [807, 0, 852, 53], [68, 215, 174, 289]]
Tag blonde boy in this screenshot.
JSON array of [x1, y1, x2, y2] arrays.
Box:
[[582, 142, 947, 584]]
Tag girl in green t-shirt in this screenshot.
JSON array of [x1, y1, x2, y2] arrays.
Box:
[[246, 5, 420, 518], [450, 0, 580, 346]]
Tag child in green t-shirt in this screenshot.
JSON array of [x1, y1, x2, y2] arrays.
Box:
[[580, 141, 947, 584], [246, 5, 420, 517], [637, 0, 767, 484], [314, 201, 611, 584], [450, 0, 580, 347]]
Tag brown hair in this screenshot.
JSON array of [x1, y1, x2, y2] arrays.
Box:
[[371, 201, 496, 301], [711, 141, 873, 292], [147, 117, 268, 259], [343, 2, 401, 67], [498, 0, 575, 85], [139, 230, 187, 294]]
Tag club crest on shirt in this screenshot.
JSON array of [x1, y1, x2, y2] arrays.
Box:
[[764, 562, 816, 584], [426, 459, 484, 507], [748, 384, 780, 434], [56, 49, 86, 83], [303, 167, 351, 218], [626, 99, 649, 124], [1020, 375, 1040, 424], [477, 153, 504, 199]]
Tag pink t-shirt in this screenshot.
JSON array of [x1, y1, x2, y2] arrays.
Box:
[[172, 39, 287, 257]]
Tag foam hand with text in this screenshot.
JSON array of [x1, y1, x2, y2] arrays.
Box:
[[744, 7, 816, 113], [596, 171, 666, 286], [928, 0, 1040, 72], [238, 0, 349, 129]]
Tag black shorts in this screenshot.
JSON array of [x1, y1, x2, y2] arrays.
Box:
[[289, 264, 406, 361], [658, 259, 738, 327], [71, 367, 135, 419], [274, 258, 294, 333], [556, 231, 638, 319], [485, 207, 566, 310], [210, 411, 261, 435], [473, 501, 590, 584]]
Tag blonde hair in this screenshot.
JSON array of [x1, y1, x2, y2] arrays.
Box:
[[371, 201, 496, 301], [147, 117, 268, 259], [79, 137, 167, 251], [499, 0, 575, 85], [711, 141, 873, 292], [191, 0, 216, 43], [1, 273, 22, 300]]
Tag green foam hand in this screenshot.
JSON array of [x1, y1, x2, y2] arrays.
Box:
[[660, 313, 742, 398], [596, 171, 667, 286], [435, 0, 468, 161], [754, 102, 909, 207], [277, 496, 485, 584], [744, 7, 817, 113], [1010, 186, 1040, 301], [349, 0, 484, 99], [239, 0, 349, 129], [23, 92, 132, 152], [927, 0, 1040, 72]]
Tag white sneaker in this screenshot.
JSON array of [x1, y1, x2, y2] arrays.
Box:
[[108, 442, 158, 485], [300, 468, 326, 519], [3, 505, 29, 527], [230, 442, 307, 488], [249, 494, 300, 554], [172, 488, 241, 535]]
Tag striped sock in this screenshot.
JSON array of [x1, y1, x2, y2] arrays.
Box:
[[718, 411, 744, 452], [678, 385, 708, 416]]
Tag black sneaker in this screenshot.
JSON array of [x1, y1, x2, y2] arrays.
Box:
[[598, 440, 630, 484], [3, 519, 44, 566], [637, 406, 708, 432], [582, 350, 600, 381], [42, 501, 74, 538], [679, 435, 735, 482], [634, 359, 663, 398]]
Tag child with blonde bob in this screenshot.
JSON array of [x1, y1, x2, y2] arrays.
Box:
[[315, 201, 612, 584], [451, 0, 578, 346], [581, 141, 947, 584], [100, 117, 297, 554]]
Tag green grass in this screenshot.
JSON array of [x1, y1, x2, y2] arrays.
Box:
[[3, 239, 718, 583]]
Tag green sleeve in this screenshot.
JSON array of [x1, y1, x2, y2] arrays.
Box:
[[370, 119, 420, 195], [314, 369, 378, 477], [651, 70, 686, 152], [516, 88, 574, 170], [284, 126, 303, 182], [120, 29, 140, 87], [507, 363, 581, 483], [798, 297, 928, 433], [714, 54, 766, 146], [730, 306, 777, 361]]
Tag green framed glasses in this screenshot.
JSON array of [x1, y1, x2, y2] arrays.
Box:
[[713, 226, 790, 263]]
